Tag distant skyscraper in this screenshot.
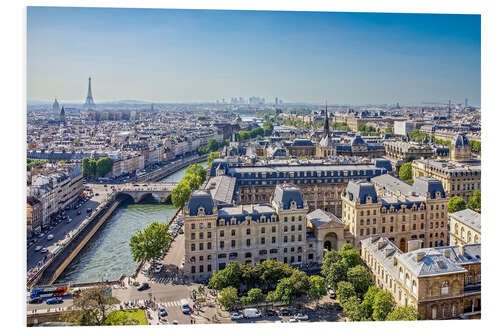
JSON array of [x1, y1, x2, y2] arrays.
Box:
[[448, 99, 452, 119], [275, 97, 278, 105], [84, 76, 96, 109], [465, 98, 468, 108], [52, 98, 60, 114]]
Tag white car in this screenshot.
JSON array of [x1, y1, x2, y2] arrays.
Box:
[[47, 234, 54, 240], [153, 266, 162, 273], [294, 313, 308, 321], [38, 233, 45, 238], [289, 318, 300, 323], [35, 246, 42, 251], [231, 312, 244, 320], [41, 248, 48, 253]]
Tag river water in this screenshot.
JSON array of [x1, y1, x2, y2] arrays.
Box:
[[55, 160, 207, 284]]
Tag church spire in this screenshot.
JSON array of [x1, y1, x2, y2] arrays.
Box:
[[323, 101, 330, 137]]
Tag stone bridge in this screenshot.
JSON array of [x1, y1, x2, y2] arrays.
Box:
[[114, 182, 179, 203]]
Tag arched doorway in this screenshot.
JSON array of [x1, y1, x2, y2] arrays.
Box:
[[399, 238, 407, 252], [324, 232, 339, 252]]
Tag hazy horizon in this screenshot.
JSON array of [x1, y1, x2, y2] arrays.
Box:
[[27, 7, 481, 106]]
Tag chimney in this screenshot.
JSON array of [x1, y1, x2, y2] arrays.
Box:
[[378, 240, 386, 250], [443, 249, 451, 258], [407, 239, 423, 252], [385, 247, 394, 257], [458, 244, 465, 256], [416, 252, 426, 262]]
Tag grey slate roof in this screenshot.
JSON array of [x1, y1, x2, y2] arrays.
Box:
[[187, 190, 215, 216], [398, 248, 467, 277], [452, 133, 470, 148], [449, 209, 481, 232], [272, 184, 304, 210], [306, 209, 342, 228], [345, 181, 378, 204]]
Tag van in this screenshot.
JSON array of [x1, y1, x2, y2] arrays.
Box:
[[243, 308, 262, 318], [180, 299, 191, 314]]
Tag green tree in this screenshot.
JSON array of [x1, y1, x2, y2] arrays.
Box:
[[399, 162, 413, 184], [240, 264, 260, 290], [386, 306, 421, 321], [321, 250, 342, 277], [89, 159, 97, 177], [82, 157, 91, 177], [209, 262, 241, 290], [338, 244, 362, 269], [448, 196, 466, 213], [129, 222, 171, 263], [183, 173, 202, 191], [308, 275, 327, 308], [323, 261, 348, 291], [96, 157, 114, 177], [185, 163, 206, 182], [268, 270, 310, 303], [336, 281, 356, 305], [171, 182, 192, 209], [385, 127, 393, 134], [218, 286, 239, 310], [256, 260, 294, 290], [242, 288, 265, 305], [467, 190, 481, 212], [197, 146, 209, 155], [208, 138, 219, 152], [263, 121, 274, 136], [62, 286, 120, 326], [104, 311, 140, 325], [360, 285, 379, 319], [372, 290, 396, 321], [347, 265, 373, 295], [207, 151, 220, 168], [343, 296, 363, 321], [470, 140, 481, 153]]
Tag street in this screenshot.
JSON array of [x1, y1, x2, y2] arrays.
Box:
[[26, 184, 111, 271]]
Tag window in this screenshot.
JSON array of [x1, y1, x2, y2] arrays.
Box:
[[245, 252, 252, 258], [261, 237, 265, 245], [246, 239, 251, 246], [298, 225, 302, 231], [291, 225, 295, 232], [284, 217, 288, 222], [191, 244, 195, 251], [284, 236, 288, 243], [291, 235, 295, 242], [382, 226, 386, 233], [298, 216, 302, 221], [231, 229, 236, 236], [284, 226, 288, 232], [191, 223, 195, 230], [231, 240, 236, 248], [246, 229, 251, 235], [199, 265, 204, 273], [220, 230, 224, 237], [199, 243, 204, 251], [191, 233, 195, 240], [219, 241, 224, 249], [291, 216, 295, 222], [207, 265, 212, 272], [191, 266, 196, 274], [261, 227, 265, 234], [207, 232, 212, 239], [441, 281, 449, 295], [272, 226, 276, 233], [207, 242, 211, 249], [199, 232, 204, 240], [298, 235, 302, 242], [208, 223, 211, 228], [199, 223, 204, 229]]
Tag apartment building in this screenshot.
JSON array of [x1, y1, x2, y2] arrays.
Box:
[[361, 236, 481, 320], [449, 209, 481, 245], [342, 174, 449, 251]]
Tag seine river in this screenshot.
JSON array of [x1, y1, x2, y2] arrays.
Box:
[[55, 160, 207, 284]]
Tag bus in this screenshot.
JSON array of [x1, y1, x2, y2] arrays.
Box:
[[30, 286, 69, 299]]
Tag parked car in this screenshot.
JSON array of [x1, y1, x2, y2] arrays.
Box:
[[159, 307, 167, 317], [29, 297, 43, 304], [328, 289, 336, 299], [35, 246, 42, 252], [38, 233, 45, 238], [243, 308, 262, 318], [294, 313, 308, 321], [45, 297, 63, 304], [137, 282, 150, 291], [47, 234, 54, 241], [265, 309, 277, 317], [289, 318, 300, 323], [231, 312, 244, 320], [41, 248, 48, 253], [280, 309, 292, 316]]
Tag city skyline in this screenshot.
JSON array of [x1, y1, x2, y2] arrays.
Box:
[[27, 7, 481, 106]]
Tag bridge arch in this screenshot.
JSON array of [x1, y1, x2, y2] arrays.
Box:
[[116, 192, 135, 204]]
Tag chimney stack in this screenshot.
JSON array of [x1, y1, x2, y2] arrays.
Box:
[[416, 252, 426, 262], [407, 239, 423, 252], [458, 244, 465, 256]]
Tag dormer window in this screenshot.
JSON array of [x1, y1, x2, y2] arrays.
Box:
[[197, 207, 205, 216], [441, 281, 449, 295]]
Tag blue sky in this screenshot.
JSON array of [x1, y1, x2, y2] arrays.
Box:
[[27, 7, 481, 105]]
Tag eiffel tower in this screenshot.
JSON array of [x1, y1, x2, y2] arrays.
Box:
[[84, 76, 96, 109]]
